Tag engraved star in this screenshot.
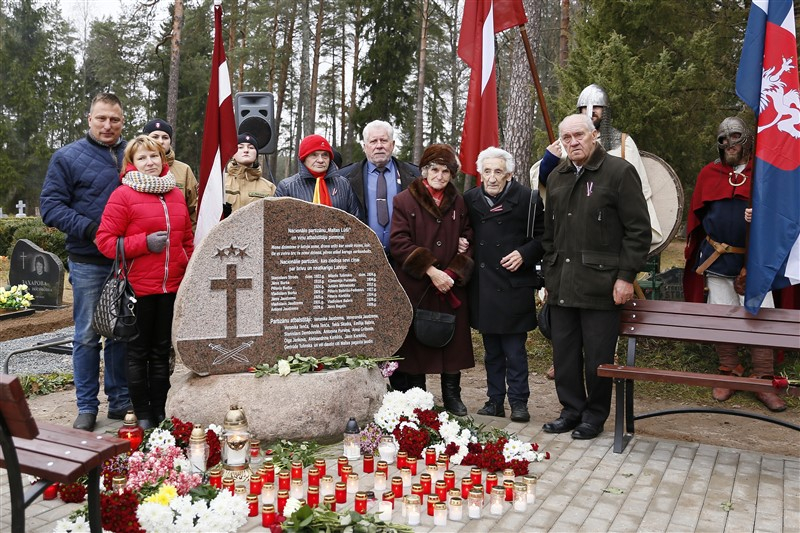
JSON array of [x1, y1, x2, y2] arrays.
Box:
[[235, 245, 250, 258], [213, 247, 229, 258], [226, 244, 239, 256]]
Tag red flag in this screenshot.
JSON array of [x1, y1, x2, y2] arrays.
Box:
[[458, 0, 527, 183], [195, 1, 238, 247]]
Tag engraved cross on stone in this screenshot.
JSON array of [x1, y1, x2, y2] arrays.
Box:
[[210, 263, 252, 338]]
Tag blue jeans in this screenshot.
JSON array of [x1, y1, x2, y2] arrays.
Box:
[[69, 260, 130, 415]]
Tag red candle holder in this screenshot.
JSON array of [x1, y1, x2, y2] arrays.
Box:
[[307, 486, 320, 507], [277, 489, 289, 515], [314, 458, 327, 478], [425, 447, 437, 466], [340, 464, 353, 484], [377, 460, 389, 476], [427, 494, 440, 516], [308, 467, 320, 487], [335, 482, 347, 504], [406, 456, 418, 475], [222, 477, 235, 494], [382, 490, 395, 509], [363, 454, 374, 474], [412, 483, 424, 499], [249, 474, 262, 496], [247, 494, 258, 517], [437, 454, 450, 470], [435, 480, 447, 502], [291, 460, 303, 480], [43, 483, 59, 500], [355, 492, 367, 514], [323, 494, 336, 511], [461, 477, 473, 499], [262, 463, 275, 483], [504, 480, 514, 502], [391, 476, 403, 498], [337, 456, 349, 477], [261, 504, 276, 527], [278, 471, 290, 491], [396, 451, 408, 469], [420, 473, 432, 494], [208, 469, 222, 489], [485, 473, 498, 494], [470, 467, 482, 486], [117, 419, 144, 452], [444, 470, 456, 491]]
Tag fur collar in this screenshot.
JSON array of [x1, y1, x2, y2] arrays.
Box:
[[408, 178, 459, 218]]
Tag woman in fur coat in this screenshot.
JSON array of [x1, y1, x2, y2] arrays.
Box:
[[389, 144, 474, 415]]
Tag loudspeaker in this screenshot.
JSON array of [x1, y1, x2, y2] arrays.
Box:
[[234, 92, 277, 154]]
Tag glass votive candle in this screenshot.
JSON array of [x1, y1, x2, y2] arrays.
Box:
[[290, 478, 304, 499], [406, 495, 422, 525], [277, 489, 289, 515], [335, 481, 347, 504], [436, 460, 447, 479], [485, 473, 498, 494], [461, 476, 473, 499], [249, 474, 263, 496], [261, 462, 275, 483], [420, 473, 432, 494], [355, 491, 368, 514], [378, 436, 397, 464], [449, 496, 463, 520], [472, 484, 484, 497], [391, 476, 404, 498], [427, 494, 440, 516], [411, 483, 424, 500], [261, 503, 276, 527], [382, 490, 395, 509], [468, 488, 483, 519], [363, 454, 374, 474], [208, 468, 222, 489], [444, 470, 456, 491], [323, 494, 336, 511], [490, 486, 505, 515], [513, 482, 527, 512], [307, 485, 320, 507], [346, 473, 360, 494], [378, 500, 393, 521], [426, 463, 439, 483], [435, 480, 447, 502], [523, 474, 538, 504], [320, 475, 335, 497], [314, 458, 327, 478], [470, 467, 482, 486], [222, 477, 235, 494], [406, 456, 418, 475], [261, 482, 276, 505], [377, 460, 389, 476], [341, 464, 353, 484], [247, 494, 258, 517], [374, 471, 387, 491], [290, 460, 303, 480], [396, 451, 408, 469], [502, 468, 515, 484], [448, 488, 461, 502], [400, 467, 412, 487], [308, 466, 320, 487], [278, 471, 290, 491], [425, 447, 437, 465], [111, 475, 126, 495], [400, 495, 409, 518], [437, 454, 450, 470], [433, 502, 448, 526], [337, 456, 349, 477], [234, 486, 247, 500], [504, 479, 515, 502]]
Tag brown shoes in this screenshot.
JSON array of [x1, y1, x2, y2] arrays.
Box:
[[755, 391, 787, 412], [546, 365, 555, 380], [712, 387, 734, 402]]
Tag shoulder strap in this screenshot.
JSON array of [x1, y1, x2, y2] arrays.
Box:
[[621, 133, 627, 159]]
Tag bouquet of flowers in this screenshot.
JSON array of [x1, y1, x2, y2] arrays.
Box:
[[281, 498, 414, 533], [0, 284, 34, 310], [251, 353, 401, 377]]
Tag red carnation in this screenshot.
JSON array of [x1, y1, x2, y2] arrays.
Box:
[[58, 481, 86, 503], [101, 490, 144, 533], [773, 377, 790, 389]]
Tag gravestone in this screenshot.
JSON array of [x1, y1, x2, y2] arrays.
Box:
[[8, 239, 65, 309], [15, 200, 26, 218], [173, 197, 413, 376]]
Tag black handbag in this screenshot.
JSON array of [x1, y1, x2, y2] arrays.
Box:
[[413, 286, 456, 348], [92, 237, 139, 342], [537, 302, 552, 340]]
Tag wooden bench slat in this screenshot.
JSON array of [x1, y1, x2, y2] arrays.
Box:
[[11, 435, 106, 470], [0, 377, 38, 440], [598, 364, 787, 393], [622, 309, 800, 338], [618, 322, 800, 350], [625, 300, 800, 323], [35, 423, 130, 458], [0, 447, 88, 484]]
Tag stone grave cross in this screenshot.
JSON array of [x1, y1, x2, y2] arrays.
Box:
[[15, 200, 26, 218]]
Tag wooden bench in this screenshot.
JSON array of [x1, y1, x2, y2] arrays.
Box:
[[597, 300, 800, 453], [0, 374, 130, 533]]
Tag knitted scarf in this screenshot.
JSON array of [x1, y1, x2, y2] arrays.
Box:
[[122, 170, 177, 194]]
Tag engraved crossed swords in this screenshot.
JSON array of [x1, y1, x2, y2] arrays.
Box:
[[209, 340, 254, 366]]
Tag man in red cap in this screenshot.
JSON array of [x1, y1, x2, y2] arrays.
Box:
[[275, 134, 361, 218]]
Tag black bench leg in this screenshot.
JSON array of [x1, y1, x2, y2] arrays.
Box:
[[613, 377, 625, 453], [87, 467, 102, 533]]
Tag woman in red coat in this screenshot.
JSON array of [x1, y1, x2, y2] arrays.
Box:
[[390, 144, 474, 415], [96, 135, 194, 428]]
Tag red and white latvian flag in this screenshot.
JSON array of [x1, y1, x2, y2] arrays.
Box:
[[458, 0, 527, 183], [195, 0, 238, 247]]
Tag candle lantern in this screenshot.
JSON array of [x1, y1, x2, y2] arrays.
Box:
[[419, 473, 432, 494], [290, 478, 304, 499], [377, 436, 397, 464], [468, 487, 484, 519], [400, 467, 412, 487], [111, 476, 126, 495], [261, 504, 277, 527], [117, 411, 144, 451], [391, 476, 403, 498], [222, 405, 250, 467], [433, 502, 448, 526], [261, 462, 275, 483], [411, 483, 424, 499], [247, 494, 258, 517], [308, 466, 320, 487], [291, 460, 303, 480], [208, 467, 222, 489], [435, 480, 447, 502], [426, 494, 440, 516], [436, 460, 447, 479], [249, 439, 263, 469], [504, 479, 515, 501], [485, 473, 498, 494], [490, 486, 505, 515], [426, 463, 439, 483], [314, 458, 327, 477], [234, 485, 247, 500], [382, 490, 395, 509], [277, 489, 289, 515], [502, 468, 515, 484], [406, 495, 422, 525], [249, 473, 263, 495], [222, 476, 235, 494], [362, 454, 374, 474], [513, 482, 527, 512], [278, 471, 290, 491], [335, 481, 347, 503], [320, 475, 335, 497], [307, 485, 320, 507], [444, 470, 456, 491], [343, 417, 361, 460], [425, 447, 437, 465], [406, 456, 417, 475], [261, 482, 276, 505], [376, 460, 389, 476], [378, 500, 393, 521], [187, 425, 208, 474], [461, 476, 473, 499], [523, 474, 538, 504], [341, 464, 353, 484], [374, 471, 387, 491], [323, 494, 336, 511], [448, 488, 460, 502], [337, 456, 349, 477], [355, 492, 368, 514], [449, 496, 463, 521], [396, 451, 408, 469], [346, 472, 360, 494], [437, 454, 450, 470]]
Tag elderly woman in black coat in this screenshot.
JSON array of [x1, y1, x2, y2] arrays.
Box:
[[389, 144, 474, 415]]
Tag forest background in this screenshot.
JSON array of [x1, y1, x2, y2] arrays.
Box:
[[0, 0, 784, 217]]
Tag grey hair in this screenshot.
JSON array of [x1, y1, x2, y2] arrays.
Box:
[[476, 146, 515, 174], [362, 120, 394, 145], [559, 113, 595, 136]]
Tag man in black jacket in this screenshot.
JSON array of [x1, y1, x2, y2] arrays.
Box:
[[341, 120, 420, 254], [465, 147, 545, 422]]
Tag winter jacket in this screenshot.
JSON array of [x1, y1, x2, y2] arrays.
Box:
[[389, 178, 475, 374], [95, 173, 194, 297], [166, 150, 199, 229], [465, 180, 545, 334], [340, 157, 420, 223], [224, 159, 276, 213], [543, 144, 650, 310], [275, 162, 362, 218], [40, 134, 127, 263]]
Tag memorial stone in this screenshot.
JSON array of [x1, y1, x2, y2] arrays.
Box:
[[173, 197, 413, 376], [8, 239, 65, 308]]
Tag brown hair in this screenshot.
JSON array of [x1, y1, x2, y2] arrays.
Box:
[[89, 92, 124, 113], [123, 135, 167, 169]]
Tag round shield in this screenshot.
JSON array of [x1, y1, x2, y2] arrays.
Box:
[[640, 151, 684, 256]]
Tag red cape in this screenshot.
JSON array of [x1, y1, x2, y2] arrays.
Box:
[[683, 159, 752, 303]]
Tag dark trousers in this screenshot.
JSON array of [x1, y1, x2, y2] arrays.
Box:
[[482, 332, 529, 405], [550, 305, 620, 427], [127, 293, 175, 420]]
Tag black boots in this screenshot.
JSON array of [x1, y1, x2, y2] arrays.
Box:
[[441, 372, 467, 416], [389, 371, 427, 392]]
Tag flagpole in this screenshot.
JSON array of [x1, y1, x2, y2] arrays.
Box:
[[518, 25, 555, 143]]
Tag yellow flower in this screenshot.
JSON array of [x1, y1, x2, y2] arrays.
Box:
[[144, 484, 178, 505]]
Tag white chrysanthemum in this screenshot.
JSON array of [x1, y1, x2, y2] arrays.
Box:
[[207, 423, 222, 436], [137, 500, 176, 531], [173, 455, 192, 473], [53, 516, 91, 533], [398, 420, 419, 431], [404, 387, 435, 411], [502, 439, 524, 462], [277, 359, 291, 376], [147, 428, 176, 448], [283, 497, 303, 517]]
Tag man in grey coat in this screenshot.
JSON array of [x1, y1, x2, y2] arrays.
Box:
[[542, 114, 650, 440]]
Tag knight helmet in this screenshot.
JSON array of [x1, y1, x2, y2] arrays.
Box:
[[576, 84, 621, 151], [717, 116, 753, 162]]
